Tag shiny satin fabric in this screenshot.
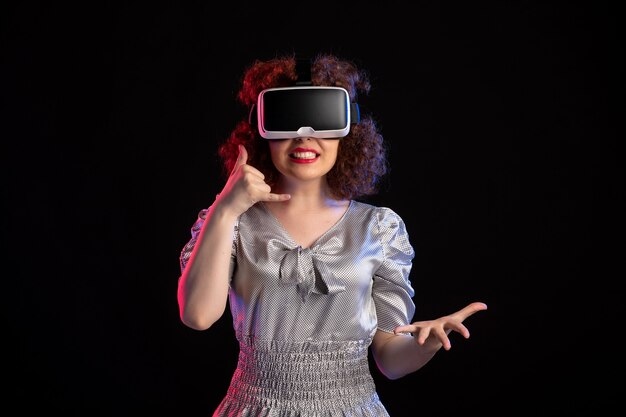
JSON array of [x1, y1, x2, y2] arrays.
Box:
[[214, 338, 389, 417], [180, 200, 416, 416]]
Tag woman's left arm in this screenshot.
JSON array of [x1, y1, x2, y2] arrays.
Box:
[[371, 302, 488, 380]]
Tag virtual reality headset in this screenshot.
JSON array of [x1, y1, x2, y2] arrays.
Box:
[[250, 86, 360, 139]]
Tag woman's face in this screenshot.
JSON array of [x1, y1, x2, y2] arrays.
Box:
[[268, 137, 340, 184]]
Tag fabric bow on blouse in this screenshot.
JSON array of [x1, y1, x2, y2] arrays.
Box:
[[276, 238, 347, 302]]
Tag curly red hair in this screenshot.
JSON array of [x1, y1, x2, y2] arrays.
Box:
[[218, 53, 388, 200]]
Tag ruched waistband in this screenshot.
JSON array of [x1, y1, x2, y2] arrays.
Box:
[[223, 338, 379, 412]]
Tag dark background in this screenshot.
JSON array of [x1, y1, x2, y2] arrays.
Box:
[[2, 1, 622, 416]]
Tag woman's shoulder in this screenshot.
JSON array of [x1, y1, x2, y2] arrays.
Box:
[[350, 201, 413, 254], [350, 200, 405, 222]]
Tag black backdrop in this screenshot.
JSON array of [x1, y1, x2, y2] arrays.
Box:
[[2, 2, 622, 416]]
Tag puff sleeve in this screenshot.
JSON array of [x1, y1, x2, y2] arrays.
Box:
[[178, 208, 239, 281], [372, 208, 416, 333], [179, 208, 208, 274]]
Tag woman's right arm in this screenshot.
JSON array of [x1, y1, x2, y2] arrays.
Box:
[[177, 201, 240, 331], [177, 145, 290, 330]]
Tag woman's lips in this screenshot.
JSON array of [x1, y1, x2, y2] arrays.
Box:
[[289, 148, 319, 164]]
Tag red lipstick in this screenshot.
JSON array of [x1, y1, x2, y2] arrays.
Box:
[[289, 147, 320, 164]]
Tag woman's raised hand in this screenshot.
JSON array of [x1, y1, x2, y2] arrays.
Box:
[[394, 302, 488, 351], [215, 145, 291, 217]]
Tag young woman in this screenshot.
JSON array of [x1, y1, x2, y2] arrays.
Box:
[[177, 53, 487, 416]]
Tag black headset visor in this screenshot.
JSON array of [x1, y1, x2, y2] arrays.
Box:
[[254, 86, 359, 139]]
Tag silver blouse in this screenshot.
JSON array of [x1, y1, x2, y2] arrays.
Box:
[[180, 200, 416, 416]]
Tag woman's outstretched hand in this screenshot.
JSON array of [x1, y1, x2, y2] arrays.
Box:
[[394, 302, 488, 351], [216, 144, 291, 217]]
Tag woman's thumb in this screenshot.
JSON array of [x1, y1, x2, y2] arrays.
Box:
[[237, 144, 248, 166]]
